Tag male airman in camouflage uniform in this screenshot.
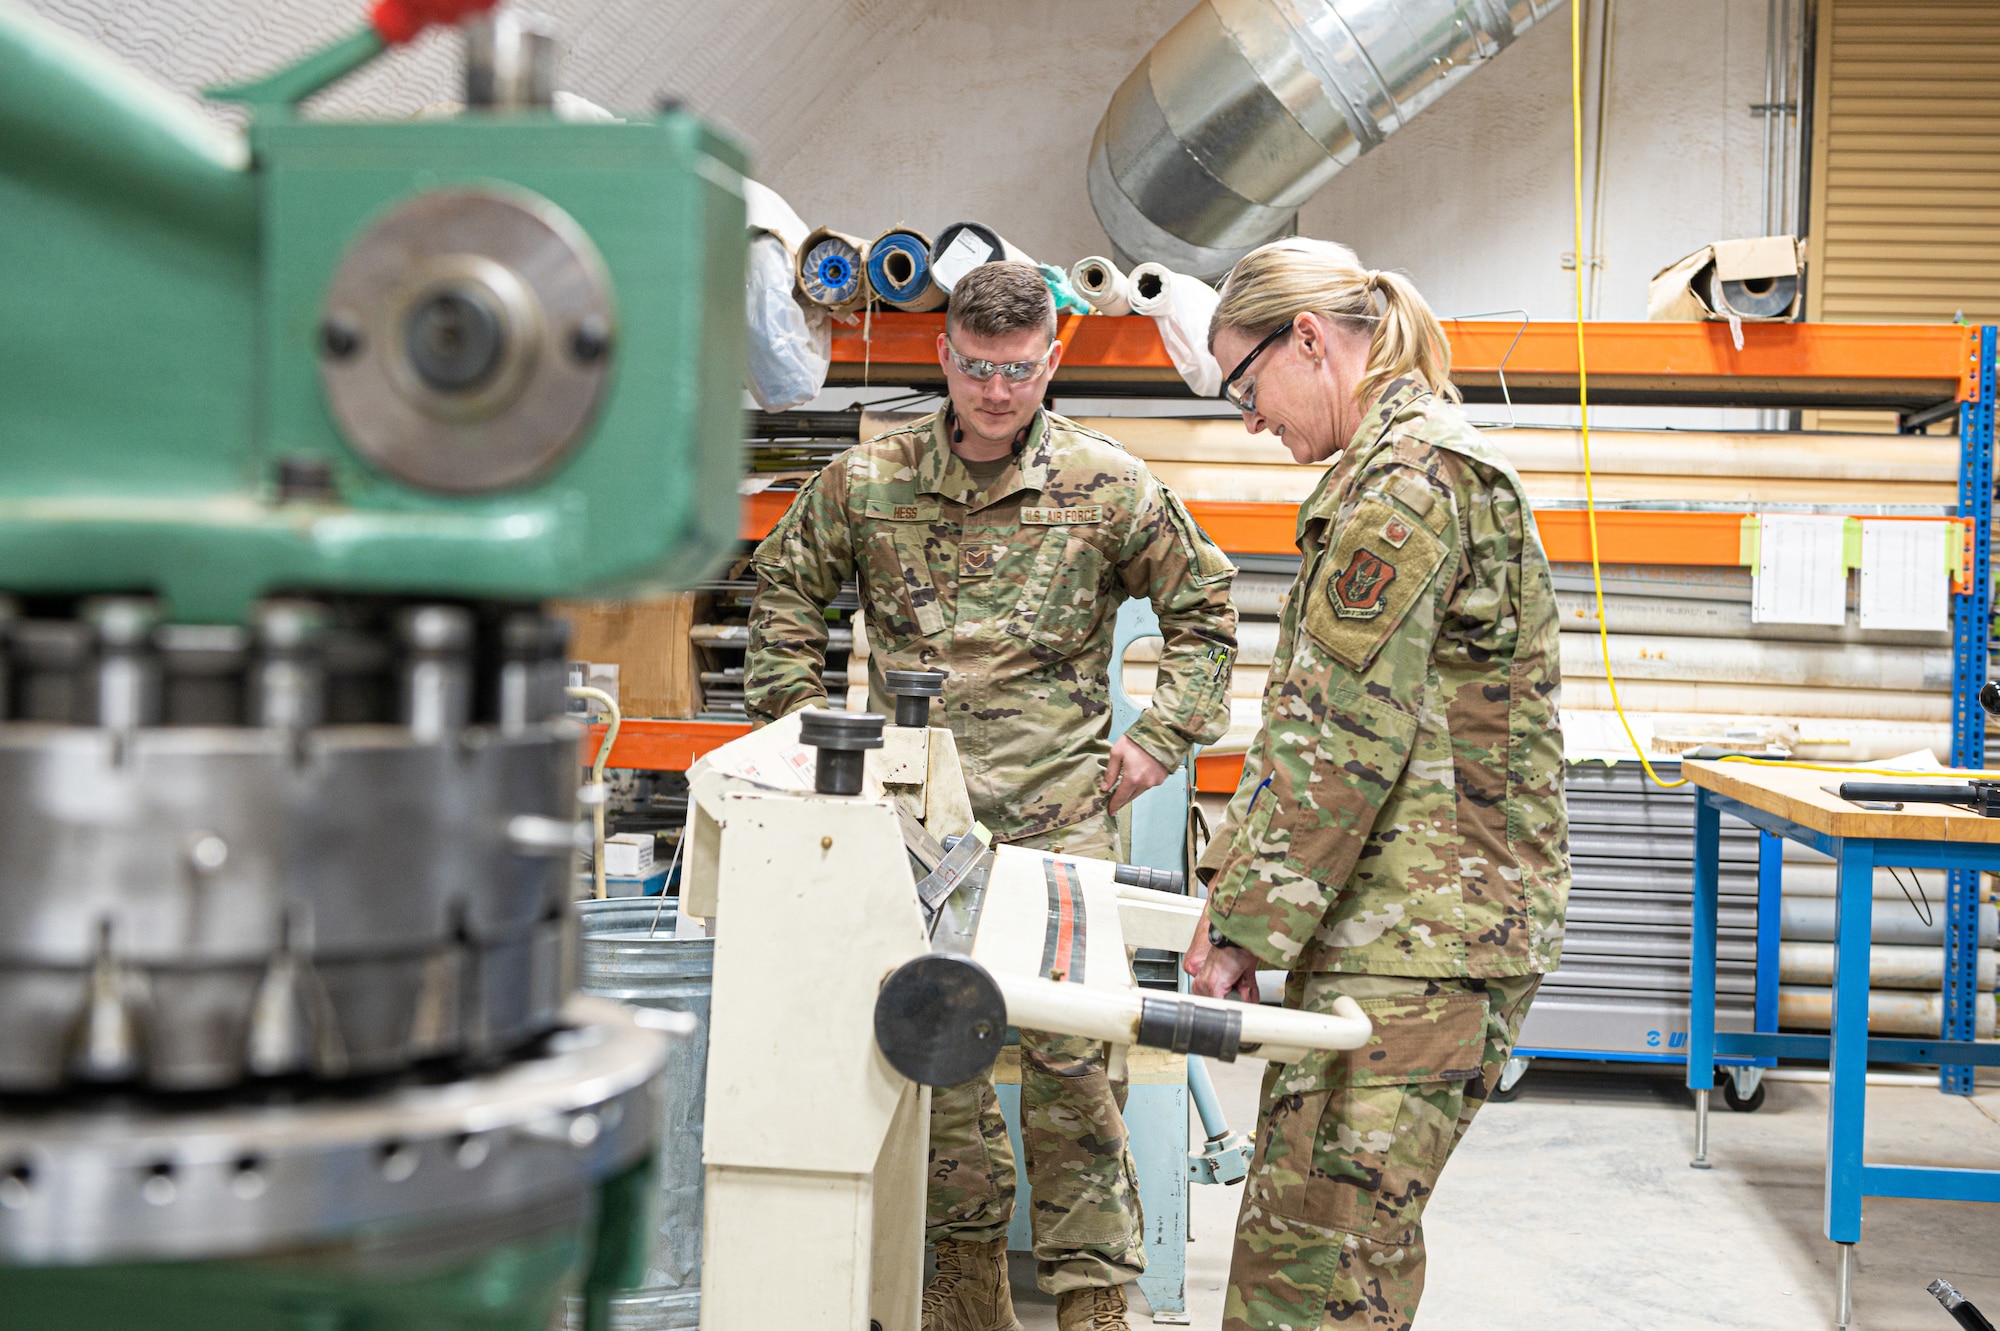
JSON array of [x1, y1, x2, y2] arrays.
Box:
[[744, 263, 1238, 1331], [1191, 375, 1568, 1330]]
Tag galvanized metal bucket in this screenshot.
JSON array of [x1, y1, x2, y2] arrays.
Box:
[[572, 897, 709, 1330]]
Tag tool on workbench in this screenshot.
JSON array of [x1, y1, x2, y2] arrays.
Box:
[[1931, 1279, 1997, 1331], [1838, 782, 2000, 817]]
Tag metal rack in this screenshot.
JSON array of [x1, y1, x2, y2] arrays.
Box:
[[603, 314, 1999, 1094]]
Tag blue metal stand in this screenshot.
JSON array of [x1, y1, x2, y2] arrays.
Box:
[[992, 598, 1208, 1321], [1945, 325, 1998, 1095], [1687, 783, 2000, 1325]]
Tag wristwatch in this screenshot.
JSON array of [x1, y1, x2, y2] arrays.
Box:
[[1207, 923, 1245, 952]]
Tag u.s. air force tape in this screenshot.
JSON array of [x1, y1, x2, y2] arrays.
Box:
[[1137, 995, 1242, 1062]]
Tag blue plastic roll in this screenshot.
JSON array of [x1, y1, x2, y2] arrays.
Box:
[[797, 228, 868, 311], [867, 228, 945, 311]]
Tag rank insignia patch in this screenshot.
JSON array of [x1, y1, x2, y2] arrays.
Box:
[[1330, 548, 1397, 619]]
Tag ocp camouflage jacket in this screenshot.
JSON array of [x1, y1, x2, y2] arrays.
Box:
[[1198, 379, 1569, 976], [745, 409, 1238, 841]]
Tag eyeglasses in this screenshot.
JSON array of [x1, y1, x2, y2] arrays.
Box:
[[946, 337, 1054, 384], [1220, 319, 1293, 413]]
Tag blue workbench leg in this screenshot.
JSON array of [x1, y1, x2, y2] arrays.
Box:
[[1755, 830, 1783, 1065], [1827, 836, 1874, 1330], [1687, 789, 1720, 1169]]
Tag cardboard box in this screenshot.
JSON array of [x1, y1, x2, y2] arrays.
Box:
[[1648, 235, 1805, 344], [551, 594, 701, 718], [603, 832, 655, 878]]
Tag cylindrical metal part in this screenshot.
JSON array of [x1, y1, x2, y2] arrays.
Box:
[[1089, 0, 1559, 277], [501, 612, 572, 734], [250, 600, 327, 730], [1778, 941, 1999, 991], [1779, 897, 1998, 947], [464, 11, 559, 109], [578, 899, 712, 1312], [10, 620, 93, 723], [1187, 1052, 1231, 1138], [884, 669, 945, 729], [1777, 985, 2000, 1037], [798, 709, 884, 796], [156, 623, 250, 725], [396, 604, 475, 741], [84, 596, 161, 730]]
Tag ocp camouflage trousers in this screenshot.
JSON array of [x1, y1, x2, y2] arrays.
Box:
[[1223, 972, 1542, 1331], [924, 814, 1146, 1294]]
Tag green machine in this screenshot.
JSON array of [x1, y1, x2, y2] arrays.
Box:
[[0, 1, 745, 1326]]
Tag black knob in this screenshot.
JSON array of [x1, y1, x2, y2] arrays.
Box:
[[884, 669, 946, 729], [1981, 679, 2000, 719], [799, 709, 885, 795]]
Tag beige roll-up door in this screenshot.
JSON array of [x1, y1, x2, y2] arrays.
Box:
[[1804, 0, 2000, 430]]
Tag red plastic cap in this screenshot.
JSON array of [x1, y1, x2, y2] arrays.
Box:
[[370, 0, 500, 45]]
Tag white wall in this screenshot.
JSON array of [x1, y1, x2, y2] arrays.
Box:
[[26, 0, 1777, 421], [1297, 1, 1772, 324]]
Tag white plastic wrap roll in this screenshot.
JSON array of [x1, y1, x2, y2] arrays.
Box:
[[1128, 263, 1223, 396], [1070, 256, 1134, 315]]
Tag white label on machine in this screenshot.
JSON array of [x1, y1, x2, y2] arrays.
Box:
[[1751, 514, 1847, 626], [1858, 520, 1950, 632], [932, 230, 995, 290]]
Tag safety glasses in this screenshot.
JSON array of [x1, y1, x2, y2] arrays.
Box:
[[946, 337, 1055, 384], [1220, 318, 1293, 414]]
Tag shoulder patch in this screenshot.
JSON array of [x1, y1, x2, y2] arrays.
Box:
[[1304, 496, 1446, 671], [1021, 505, 1104, 525]]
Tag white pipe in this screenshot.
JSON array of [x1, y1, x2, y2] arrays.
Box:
[[994, 973, 1370, 1064], [1779, 942, 1999, 991], [1561, 679, 1949, 724], [1561, 632, 1952, 693], [1777, 986, 1999, 1037], [566, 685, 620, 901]]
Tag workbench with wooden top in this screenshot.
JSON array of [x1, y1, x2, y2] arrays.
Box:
[[1681, 758, 2000, 1330]]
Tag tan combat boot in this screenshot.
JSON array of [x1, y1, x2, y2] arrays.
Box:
[[1055, 1284, 1129, 1331], [922, 1237, 1022, 1331]]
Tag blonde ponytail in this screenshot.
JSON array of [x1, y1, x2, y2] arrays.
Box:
[[1209, 239, 1458, 405]]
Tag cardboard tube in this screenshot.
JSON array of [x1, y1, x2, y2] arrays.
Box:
[[867, 227, 945, 312], [1070, 255, 1133, 315], [796, 227, 871, 315], [927, 221, 1035, 294]]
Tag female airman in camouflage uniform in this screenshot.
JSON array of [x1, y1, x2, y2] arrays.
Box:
[[1184, 239, 1570, 1331]]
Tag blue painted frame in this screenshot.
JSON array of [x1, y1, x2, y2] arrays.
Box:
[[1686, 787, 2000, 1249], [1945, 325, 1998, 1094]]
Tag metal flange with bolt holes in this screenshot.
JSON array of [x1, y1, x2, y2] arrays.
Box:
[[0, 996, 672, 1265], [319, 186, 617, 494]]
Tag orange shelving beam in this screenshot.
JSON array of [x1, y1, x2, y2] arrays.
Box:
[[583, 718, 751, 771], [823, 313, 1977, 402]]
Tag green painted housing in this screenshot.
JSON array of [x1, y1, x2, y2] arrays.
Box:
[[0, 8, 747, 623]]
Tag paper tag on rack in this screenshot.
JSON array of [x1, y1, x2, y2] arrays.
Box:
[[933, 230, 995, 290], [1750, 514, 1847, 626], [1858, 520, 1950, 632]]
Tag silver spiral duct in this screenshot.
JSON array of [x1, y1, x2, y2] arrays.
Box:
[[1089, 0, 1564, 278]]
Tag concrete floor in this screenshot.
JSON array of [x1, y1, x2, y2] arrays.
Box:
[[1011, 1058, 2000, 1330]]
